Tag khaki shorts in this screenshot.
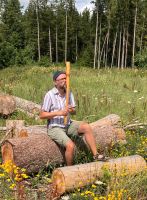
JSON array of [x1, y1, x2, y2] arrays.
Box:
[[47, 121, 82, 147]]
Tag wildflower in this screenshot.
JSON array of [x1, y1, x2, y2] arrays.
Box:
[[21, 168, 26, 172], [21, 174, 29, 179], [134, 90, 138, 93], [94, 197, 99, 200], [61, 195, 69, 200], [0, 173, 5, 177], [95, 180, 105, 185], [92, 184, 97, 188], [9, 183, 16, 189]]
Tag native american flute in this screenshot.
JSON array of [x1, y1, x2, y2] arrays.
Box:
[[64, 62, 70, 125]]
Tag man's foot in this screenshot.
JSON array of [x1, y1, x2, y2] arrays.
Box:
[[93, 154, 109, 162]]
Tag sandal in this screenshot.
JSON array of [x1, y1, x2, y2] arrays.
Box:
[[93, 154, 109, 162]]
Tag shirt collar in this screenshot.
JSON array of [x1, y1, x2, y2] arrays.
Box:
[[52, 87, 59, 94]]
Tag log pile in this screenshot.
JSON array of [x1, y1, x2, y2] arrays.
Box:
[[1, 114, 126, 173]]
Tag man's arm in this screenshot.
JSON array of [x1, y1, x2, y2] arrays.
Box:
[[39, 109, 68, 119]]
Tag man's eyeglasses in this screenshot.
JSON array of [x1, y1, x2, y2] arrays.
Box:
[[56, 77, 66, 81]]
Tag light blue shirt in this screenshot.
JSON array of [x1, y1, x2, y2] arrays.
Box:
[[41, 87, 76, 128]]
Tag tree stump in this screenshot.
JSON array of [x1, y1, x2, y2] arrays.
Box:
[[0, 94, 16, 116], [52, 155, 147, 195]]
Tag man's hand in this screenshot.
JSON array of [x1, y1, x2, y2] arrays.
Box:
[[58, 109, 68, 116], [58, 106, 76, 116], [67, 105, 76, 114]]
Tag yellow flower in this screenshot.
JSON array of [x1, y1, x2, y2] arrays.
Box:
[[21, 168, 26, 172], [21, 173, 29, 179], [0, 173, 5, 177], [9, 183, 16, 189], [94, 197, 99, 200], [92, 184, 97, 188]]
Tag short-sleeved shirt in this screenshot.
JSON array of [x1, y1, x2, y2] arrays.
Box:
[[41, 87, 76, 128]]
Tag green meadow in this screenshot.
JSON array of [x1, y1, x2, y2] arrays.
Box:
[[0, 66, 147, 124], [0, 66, 147, 200]]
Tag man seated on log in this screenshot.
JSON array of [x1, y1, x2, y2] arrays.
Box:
[[39, 71, 107, 165]]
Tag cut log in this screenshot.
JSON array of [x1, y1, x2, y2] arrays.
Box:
[[6, 120, 26, 138], [12, 96, 41, 120], [0, 120, 28, 145], [1, 134, 65, 173], [52, 155, 147, 195], [0, 94, 16, 115], [1, 114, 126, 173]]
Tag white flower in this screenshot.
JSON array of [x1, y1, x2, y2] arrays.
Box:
[[95, 180, 105, 185], [134, 90, 138, 93], [127, 101, 131, 104], [61, 195, 70, 200], [138, 96, 144, 100]]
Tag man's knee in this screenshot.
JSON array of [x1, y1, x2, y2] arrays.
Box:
[[79, 122, 91, 133]]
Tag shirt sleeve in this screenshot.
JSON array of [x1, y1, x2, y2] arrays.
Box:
[[41, 92, 52, 112], [69, 92, 76, 107]]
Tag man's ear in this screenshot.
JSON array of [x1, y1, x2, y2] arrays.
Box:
[[54, 80, 57, 86]]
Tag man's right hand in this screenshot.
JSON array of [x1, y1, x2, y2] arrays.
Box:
[[58, 109, 68, 116]]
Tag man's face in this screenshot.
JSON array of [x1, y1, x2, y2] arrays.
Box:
[[55, 73, 66, 89]]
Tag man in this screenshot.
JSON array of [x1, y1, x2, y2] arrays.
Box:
[[40, 71, 107, 166]]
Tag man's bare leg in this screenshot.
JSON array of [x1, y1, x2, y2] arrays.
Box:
[[78, 123, 97, 156], [65, 140, 75, 166]]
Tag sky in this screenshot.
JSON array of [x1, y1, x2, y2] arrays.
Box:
[[20, 0, 94, 13]]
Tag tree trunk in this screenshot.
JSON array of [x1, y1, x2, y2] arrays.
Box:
[[49, 25, 52, 63], [124, 29, 128, 68], [121, 28, 125, 69], [132, 2, 137, 68], [1, 134, 65, 173], [93, 5, 99, 69], [12, 95, 41, 119], [117, 30, 122, 69], [97, 19, 101, 69], [36, 0, 41, 61], [99, 33, 108, 66], [111, 31, 117, 68], [52, 155, 146, 195], [1, 114, 126, 174], [105, 22, 110, 68], [56, 23, 58, 63]]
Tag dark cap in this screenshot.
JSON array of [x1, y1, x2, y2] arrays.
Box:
[[53, 71, 66, 81]]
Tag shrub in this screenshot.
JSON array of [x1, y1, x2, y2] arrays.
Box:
[[135, 48, 147, 68], [38, 56, 52, 67]]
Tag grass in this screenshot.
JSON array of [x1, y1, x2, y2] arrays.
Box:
[[0, 65, 147, 199], [0, 66, 147, 124]]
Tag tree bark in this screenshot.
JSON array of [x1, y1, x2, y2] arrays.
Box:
[[0, 94, 16, 115], [52, 155, 147, 195], [117, 30, 122, 69], [12, 95, 41, 119], [49, 24, 52, 63], [132, 2, 137, 68], [111, 31, 117, 68], [93, 4, 99, 69], [36, 0, 41, 61], [1, 114, 126, 174]]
